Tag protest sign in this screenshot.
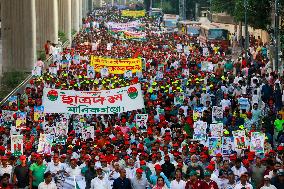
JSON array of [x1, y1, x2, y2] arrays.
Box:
[[16, 112, 27, 129], [124, 31, 146, 40], [100, 68, 109, 78], [233, 130, 246, 150], [212, 106, 223, 123], [90, 56, 142, 74], [49, 66, 58, 75], [193, 121, 207, 134], [34, 106, 44, 122], [2, 110, 15, 127], [136, 114, 148, 130], [193, 107, 204, 121], [55, 122, 68, 144], [32, 66, 42, 76], [156, 71, 163, 81], [8, 96, 17, 106], [43, 122, 56, 142], [106, 21, 141, 30], [121, 10, 146, 17], [82, 126, 95, 141], [43, 84, 145, 114], [250, 132, 265, 154], [201, 61, 214, 72], [87, 65, 95, 78], [203, 47, 209, 56], [174, 94, 184, 105], [37, 134, 53, 154], [124, 70, 133, 79], [238, 97, 250, 111], [193, 133, 207, 141], [208, 137, 222, 156], [11, 135, 23, 156], [222, 137, 234, 155], [210, 123, 223, 137]]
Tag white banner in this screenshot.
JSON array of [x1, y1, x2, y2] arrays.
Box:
[[106, 21, 140, 30], [42, 84, 145, 114]]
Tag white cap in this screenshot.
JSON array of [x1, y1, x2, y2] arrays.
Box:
[[264, 175, 271, 179]]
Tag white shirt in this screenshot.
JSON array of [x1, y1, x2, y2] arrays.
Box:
[[220, 99, 231, 110], [170, 179, 186, 189], [260, 184, 277, 189], [231, 166, 247, 180], [45, 162, 63, 174], [0, 165, 13, 176], [90, 176, 109, 189], [234, 182, 253, 189], [65, 166, 81, 177], [38, 181, 57, 189]]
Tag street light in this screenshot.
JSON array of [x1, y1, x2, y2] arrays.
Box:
[[275, 0, 280, 73], [244, 0, 249, 65]]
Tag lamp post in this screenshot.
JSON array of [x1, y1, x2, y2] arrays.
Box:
[[275, 0, 280, 73], [244, 0, 249, 65]]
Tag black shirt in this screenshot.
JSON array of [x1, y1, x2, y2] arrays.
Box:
[[14, 165, 29, 188], [113, 177, 132, 189]]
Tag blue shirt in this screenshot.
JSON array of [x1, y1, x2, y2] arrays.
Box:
[[150, 172, 171, 188]]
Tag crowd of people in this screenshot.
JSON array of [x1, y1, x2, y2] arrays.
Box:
[[0, 7, 283, 189]]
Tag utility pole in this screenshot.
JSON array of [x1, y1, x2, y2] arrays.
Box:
[[244, 0, 249, 65], [210, 0, 212, 22], [179, 0, 186, 20], [150, 0, 152, 16], [275, 0, 280, 73]]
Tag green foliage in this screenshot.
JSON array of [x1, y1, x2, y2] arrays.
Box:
[[58, 31, 68, 44], [0, 72, 30, 98], [37, 50, 46, 61], [211, 0, 271, 30]]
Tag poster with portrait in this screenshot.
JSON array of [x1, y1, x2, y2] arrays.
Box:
[[193, 133, 207, 141], [222, 137, 234, 155], [212, 106, 223, 123], [136, 114, 148, 130], [2, 110, 15, 127], [250, 132, 265, 154], [87, 65, 95, 78], [8, 96, 18, 106], [55, 122, 68, 144], [210, 123, 223, 137], [49, 66, 58, 75], [34, 106, 44, 122], [43, 122, 56, 142], [32, 66, 42, 77], [100, 68, 109, 78], [193, 107, 204, 121], [156, 71, 163, 81], [82, 126, 95, 141], [124, 70, 133, 79], [16, 112, 27, 129], [11, 135, 23, 156], [174, 93, 184, 105], [233, 130, 246, 150], [208, 137, 222, 156], [37, 134, 53, 154], [193, 121, 207, 134]]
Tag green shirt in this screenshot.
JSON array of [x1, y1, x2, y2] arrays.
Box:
[[29, 163, 47, 186], [274, 119, 284, 132]]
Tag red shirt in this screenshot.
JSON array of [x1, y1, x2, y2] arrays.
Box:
[[185, 179, 205, 189], [203, 180, 218, 189]]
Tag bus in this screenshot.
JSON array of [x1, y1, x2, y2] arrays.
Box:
[[163, 14, 179, 33], [199, 24, 230, 50], [177, 20, 201, 37]]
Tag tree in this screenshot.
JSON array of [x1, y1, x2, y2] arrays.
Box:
[[211, 0, 272, 30]]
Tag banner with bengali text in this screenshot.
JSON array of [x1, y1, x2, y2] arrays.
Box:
[[90, 56, 142, 74], [121, 10, 146, 17], [43, 84, 145, 114]]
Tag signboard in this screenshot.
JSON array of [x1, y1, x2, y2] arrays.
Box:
[[43, 84, 145, 114]]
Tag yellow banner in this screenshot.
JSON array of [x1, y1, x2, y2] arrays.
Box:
[[121, 10, 146, 18], [90, 56, 142, 74]]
